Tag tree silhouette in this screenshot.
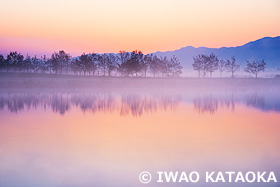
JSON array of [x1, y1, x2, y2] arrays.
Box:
[[193, 54, 218, 78], [0, 50, 184, 78], [48, 51, 71, 75], [79, 53, 93, 75], [192, 54, 205, 78], [168, 55, 182, 77], [105, 53, 118, 76], [49, 52, 60, 74], [23, 54, 31, 73], [58, 51, 71, 74], [39, 55, 49, 73], [129, 50, 144, 77], [98, 54, 107, 76], [117, 50, 130, 77], [6, 51, 24, 72], [159, 56, 169, 77], [70, 58, 82, 75], [207, 53, 219, 78], [89, 53, 98, 75], [225, 57, 239, 77], [219, 59, 226, 77], [149, 55, 161, 77], [142, 54, 152, 78], [30, 56, 40, 73], [0, 54, 5, 72], [244, 59, 266, 78]]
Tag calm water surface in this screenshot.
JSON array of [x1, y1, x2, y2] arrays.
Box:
[[0, 89, 280, 187]]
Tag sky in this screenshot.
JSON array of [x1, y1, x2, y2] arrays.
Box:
[[0, 0, 279, 57]]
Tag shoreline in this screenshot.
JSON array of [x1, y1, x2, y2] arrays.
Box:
[[0, 72, 279, 91]]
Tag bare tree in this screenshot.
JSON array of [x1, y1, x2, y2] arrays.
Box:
[[89, 53, 98, 75], [49, 52, 59, 74], [130, 50, 144, 77], [49, 51, 71, 74], [98, 54, 107, 76], [159, 56, 169, 77], [0, 49, 187, 78], [192, 54, 204, 78], [219, 59, 226, 77], [149, 55, 161, 78], [143, 54, 152, 78], [58, 50, 71, 74], [79, 53, 92, 75], [244, 59, 266, 78], [117, 50, 130, 77], [70, 58, 82, 75], [193, 54, 218, 78], [207, 53, 219, 78], [169, 55, 183, 77], [106, 53, 117, 76], [225, 57, 239, 77]]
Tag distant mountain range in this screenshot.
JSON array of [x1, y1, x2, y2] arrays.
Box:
[[154, 36, 280, 69]]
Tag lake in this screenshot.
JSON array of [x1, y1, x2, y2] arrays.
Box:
[[0, 78, 280, 187]]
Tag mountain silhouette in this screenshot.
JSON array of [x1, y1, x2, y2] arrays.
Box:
[[154, 36, 280, 69]]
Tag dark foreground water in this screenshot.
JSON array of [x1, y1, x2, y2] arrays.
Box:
[[0, 88, 280, 187]]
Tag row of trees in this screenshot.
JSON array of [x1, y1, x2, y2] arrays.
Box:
[[0, 50, 183, 77], [0, 51, 267, 78], [192, 53, 266, 78]]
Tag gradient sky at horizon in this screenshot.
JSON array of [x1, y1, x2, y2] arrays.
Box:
[[0, 0, 279, 57]]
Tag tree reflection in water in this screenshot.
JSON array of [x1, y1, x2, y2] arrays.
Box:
[[246, 93, 265, 109], [193, 95, 219, 114], [193, 93, 236, 114], [120, 95, 180, 116], [0, 93, 181, 116], [0, 91, 279, 116]]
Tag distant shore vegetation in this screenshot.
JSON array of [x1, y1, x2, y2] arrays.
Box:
[[0, 50, 267, 78]]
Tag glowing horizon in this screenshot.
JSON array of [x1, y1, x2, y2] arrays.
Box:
[[0, 0, 279, 57]]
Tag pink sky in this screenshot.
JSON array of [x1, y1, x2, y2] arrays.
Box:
[[0, 0, 279, 57]]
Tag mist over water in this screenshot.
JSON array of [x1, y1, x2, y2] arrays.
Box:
[[1, 0, 280, 185], [0, 75, 280, 187], [0, 89, 279, 115]]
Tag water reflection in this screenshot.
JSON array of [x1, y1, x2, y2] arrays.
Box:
[[0, 93, 181, 116], [71, 94, 117, 114], [120, 95, 180, 116], [0, 91, 279, 115], [1, 90, 280, 187], [193, 95, 219, 114], [193, 94, 236, 114]]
